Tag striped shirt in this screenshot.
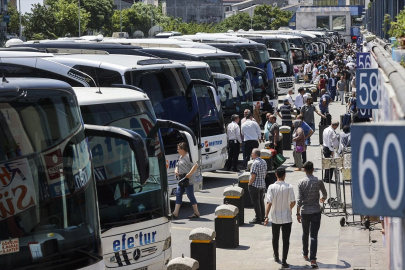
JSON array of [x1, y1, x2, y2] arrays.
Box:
[[175, 153, 197, 185], [250, 157, 267, 188], [277, 105, 293, 122], [297, 175, 327, 214]]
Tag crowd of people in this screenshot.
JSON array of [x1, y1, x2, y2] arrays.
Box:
[[222, 41, 369, 268]]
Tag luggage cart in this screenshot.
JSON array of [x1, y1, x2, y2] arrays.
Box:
[[320, 149, 345, 217]]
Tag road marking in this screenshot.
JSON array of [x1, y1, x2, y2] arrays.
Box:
[[172, 226, 194, 231]]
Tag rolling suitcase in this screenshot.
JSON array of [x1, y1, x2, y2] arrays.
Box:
[[319, 124, 328, 145], [321, 113, 332, 126]]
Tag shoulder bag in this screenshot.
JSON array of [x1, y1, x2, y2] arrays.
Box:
[[177, 174, 189, 187]]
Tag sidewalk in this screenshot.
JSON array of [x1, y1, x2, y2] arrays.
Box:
[[170, 83, 387, 269]]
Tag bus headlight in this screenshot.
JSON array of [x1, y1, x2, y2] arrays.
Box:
[[163, 236, 171, 251], [221, 147, 227, 155]]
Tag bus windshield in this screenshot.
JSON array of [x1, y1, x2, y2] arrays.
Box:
[[80, 100, 166, 230], [267, 40, 289, 59], [239, 47, 269, 65], [124, 67, 200, 156], [203, 57, 252, 113], [0, 89, 101, 269], [187, 68, 225, 138]]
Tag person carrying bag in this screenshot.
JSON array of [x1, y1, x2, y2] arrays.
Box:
[[292, 120, 305, 171], [172, 142, 200, 219]]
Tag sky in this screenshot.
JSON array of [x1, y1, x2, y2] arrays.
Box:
[[20, 0, 42, 14]]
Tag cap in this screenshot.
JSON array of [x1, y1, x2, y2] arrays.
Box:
[[283, 98, 289, 102]]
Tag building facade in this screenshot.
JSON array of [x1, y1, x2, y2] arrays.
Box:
[[165, 0, 224, 24]]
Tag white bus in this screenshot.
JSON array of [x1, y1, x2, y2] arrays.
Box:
[[74, 86, 198, 269], [0, 78, 150, 270]]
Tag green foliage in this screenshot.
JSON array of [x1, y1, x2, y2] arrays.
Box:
[[23, 3, 58, 40], [215, 13, 252, 32], [53, 0, 90, 36], [382, 14, 391, 36], [389, 9, 405, 40], [253, 5, 293, 30], [79, 0, 114, 34], [5, 2, 21, 34]]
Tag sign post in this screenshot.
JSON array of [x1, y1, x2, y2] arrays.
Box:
[[352, 122, 405, 217], [356, 68, 380, 109]]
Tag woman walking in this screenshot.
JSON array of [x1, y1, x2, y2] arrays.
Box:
[[292, 120, 305, 171], [172, 142, 200, 219]]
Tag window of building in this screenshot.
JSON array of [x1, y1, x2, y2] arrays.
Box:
[[332, 16, 346, 32], [350, 0, 365, 5], [351, 15, 363, 26], [313, 0, 338, 6], [317, 16, 330, 30], [225, 6, 231, 12]]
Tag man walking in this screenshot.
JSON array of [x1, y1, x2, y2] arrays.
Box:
[[295, 87, 305, 114], [277, 98, 294, 127], [264, 168, 296, 268], [286, 89, 294, 107], [322, 120, 340, 183], [297, 161, 328, 268], [248, 148, 267, 224], [337, 76, 346, 104], [225, 114, 242, 172], [268, 115, 280, 153], [241, 109, 253, 167], [318, 89, 332, 115], [301, 96, 326, 145], [241, 112, 261, 168]]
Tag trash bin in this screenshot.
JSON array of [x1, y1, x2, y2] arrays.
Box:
[[280, 126, 291, 151], [311, 86, 318, 102], [223, 186, 245, 225], [189, 228, 216, 270], [215, 205, 239, 248], [260, 149, 273, 171], [238, 172, 252, 207]]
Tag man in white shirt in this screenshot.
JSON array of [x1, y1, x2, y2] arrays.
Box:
[[294, 87, 305, 113], [322, 120, 340, 183], [286, 89, 294, 107], [241, 111, 262, 167], [264, 168, 296, 268], [226, 114, 242, 172]]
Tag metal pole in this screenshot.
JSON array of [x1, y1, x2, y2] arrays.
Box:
[[120, 0, 122, 34], [78, 0, 81, 37], [18, 0, 22, 39], [250, 0, 253, 29]]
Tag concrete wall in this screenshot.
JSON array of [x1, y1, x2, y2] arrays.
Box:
[[296, 8, 352, 42], [166, 0, 224, 24]]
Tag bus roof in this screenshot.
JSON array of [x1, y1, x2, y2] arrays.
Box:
[[52, 54, 185, 72], [72, 87, 149, 106], [171, 60, 210, 69], [0, 77, 72, 90], [8, 41, 143, 50], [140, 47, 240, 57], [0, 51, 54, 58], [101, 38, 217, 49], [169, 34, 257, 44]]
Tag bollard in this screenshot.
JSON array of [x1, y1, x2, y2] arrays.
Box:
[[277, 132, 284, 156], [223, 186, 245, 225], [265, 170, 277, 190], [189, 228, 216, 270], [167, 255, 199, 270], [311, 86, 318, 102], [264, 141, 271, 149], [215, 205, 239, 248], [247, 160, 253, 171], [280, 126, 291, 151], [238, 172, 253, 207], [260, 149, 273, 171]]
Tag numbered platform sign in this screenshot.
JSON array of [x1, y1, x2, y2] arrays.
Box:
[[358, 109, 372, 118], [352, 122, 405, 218], [356, 68, 379, 109], [356, 52, 371, 69]]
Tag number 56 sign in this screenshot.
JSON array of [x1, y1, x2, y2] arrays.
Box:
[[352, 122, 405, 218], [356, 68, 380, 109]]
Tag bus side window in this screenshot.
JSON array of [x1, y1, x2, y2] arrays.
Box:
[[73, 65, 123, 87]]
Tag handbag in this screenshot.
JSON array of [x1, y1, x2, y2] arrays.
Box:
[[177, 174, 189, 187], [296, 145, 304, 153]]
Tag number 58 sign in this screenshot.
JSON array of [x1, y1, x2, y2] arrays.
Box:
[[356, 68, 380, 109], [352, 122, 405, 218]]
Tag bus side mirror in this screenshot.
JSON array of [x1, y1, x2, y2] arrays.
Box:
[[179, 131, 199, 164], [208, 86, 221, 111], [212, 72, 238, 98], [84, 124, 150, 185]]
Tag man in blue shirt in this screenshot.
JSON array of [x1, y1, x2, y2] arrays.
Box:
[[328, 74, 338, 101], [319, 89, 332, 115]]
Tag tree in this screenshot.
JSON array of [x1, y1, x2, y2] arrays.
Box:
[[6, 2, 20, 34], [81, 0, 114, 34], [52, 0, 90, 37], [23, 3, 58, 40], [253, 5, 293, 30], [215, 13, 252, 33]]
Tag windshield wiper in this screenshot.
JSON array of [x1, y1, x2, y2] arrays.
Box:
[[73, 249, 103, 261]]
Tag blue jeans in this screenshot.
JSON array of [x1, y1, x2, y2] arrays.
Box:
[[176, 185, 197, 205], [306, 122, 315, 145], [301, 211, 322, 260]]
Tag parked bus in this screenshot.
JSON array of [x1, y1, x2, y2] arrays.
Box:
[[0, 51, 208, 197], [74, 86, 198, 269], [0, 78, 150, 270]]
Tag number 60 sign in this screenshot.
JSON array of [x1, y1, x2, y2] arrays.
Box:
[[352, 122, 405, 218]]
